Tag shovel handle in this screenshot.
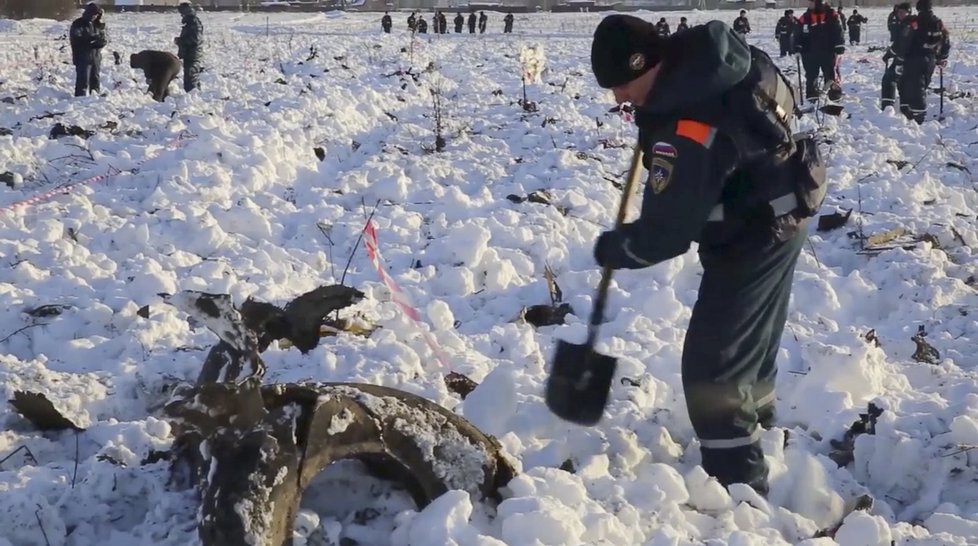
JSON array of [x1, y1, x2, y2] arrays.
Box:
[[588, 145, 645, 338]]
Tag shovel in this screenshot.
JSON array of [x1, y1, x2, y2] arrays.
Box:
[[545, 144, 645, 426]]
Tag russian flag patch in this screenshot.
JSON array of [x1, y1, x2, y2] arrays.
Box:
[[652, 141, 677, 158]]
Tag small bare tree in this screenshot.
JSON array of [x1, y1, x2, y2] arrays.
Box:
[[431, 85, 446, 152], [424, 72, 455, 153]]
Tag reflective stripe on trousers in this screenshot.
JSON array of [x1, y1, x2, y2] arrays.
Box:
[[682, 228, 805, 483]]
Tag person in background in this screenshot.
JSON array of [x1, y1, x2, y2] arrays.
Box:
[[504, 12, 514, 34], [70, 2, 108, 97], [881, 2, 911, 110], [655, 17, 671, 37], [776, 10, 794, 57], [381, 11, 392, 34], [794, 0, 845, 103], [438, 11, 449, 34], [478, 11, 488, 34], [455, 12, 464, 33], [175, 1, 203, 93], [676, 16, 690, 33], [733, 10, 751, 35], [894, 0, 950, 122], [888, 3, 904, 42], [847, 9, 868, 45]]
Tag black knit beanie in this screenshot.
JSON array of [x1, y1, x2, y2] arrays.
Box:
[[916, 0, 932, 12], [591, 15, 665, 89]]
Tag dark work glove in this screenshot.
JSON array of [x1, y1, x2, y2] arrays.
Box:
[[595, 229, 651, 270], [594, 230, 625, 269]]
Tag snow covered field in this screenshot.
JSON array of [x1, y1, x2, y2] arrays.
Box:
[[1, 6, 978, 545]]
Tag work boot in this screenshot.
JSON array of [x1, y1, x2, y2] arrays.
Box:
[[700, 441, 769, 497]]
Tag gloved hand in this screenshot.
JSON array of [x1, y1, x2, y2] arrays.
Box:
[[834, 45, 845, 55], [594, 230, 625, 269], [937, 57, 948, 67]]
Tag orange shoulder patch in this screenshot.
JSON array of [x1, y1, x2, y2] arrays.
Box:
[[675, 120, 715, 147]]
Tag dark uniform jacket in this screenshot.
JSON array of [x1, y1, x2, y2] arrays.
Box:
[[888, 10, 901, 42], [655, 21, 671, 36], [847, 13, 867, 31], [733, 16, 751, 34], [677, 21, 690, 33], [775, 16, 792, 39], [884, 17, 910, 62], [601, 22, 814, 268], [895, 10, 950, 62], [176, 12, 203, 60], [794, 6, 845, 55], [381, 14, 392, 29], [70, 16, 107, 66]]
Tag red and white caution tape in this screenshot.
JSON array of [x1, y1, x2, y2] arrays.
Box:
[[364, 219, 450, 369], [0, 132, 195, 214]]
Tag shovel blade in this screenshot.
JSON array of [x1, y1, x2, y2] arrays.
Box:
[[545, 340, 617, 426]]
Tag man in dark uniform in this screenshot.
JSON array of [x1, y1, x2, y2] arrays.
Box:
[[504, 12, 514, 34], [676, 17, 690, 33], [787, 10, 800, 53], [70, 2, 108, 97], [881, 2, 911, 111], [733, 10, 751, 35], [437, 11, 447, 34], [381, 11, 392, 33], [589, 15, 825, 494], [175, 1, 202, 93], [407, 12, 417, 31], [655, 17, 671, 37], [895, 0, 950, 122], [454, 12, 464, 33], [416, 16, 428, 34], [838, 8, 847, 29], [847, 9, 867, 45], [478, 11, 488, 34], [794, 0, 845, 102], [468, 12, 477, 34], [775, 10, 794, 57]]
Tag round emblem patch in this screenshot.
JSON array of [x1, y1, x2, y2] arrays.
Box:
[[628, 52, 646, 71]]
